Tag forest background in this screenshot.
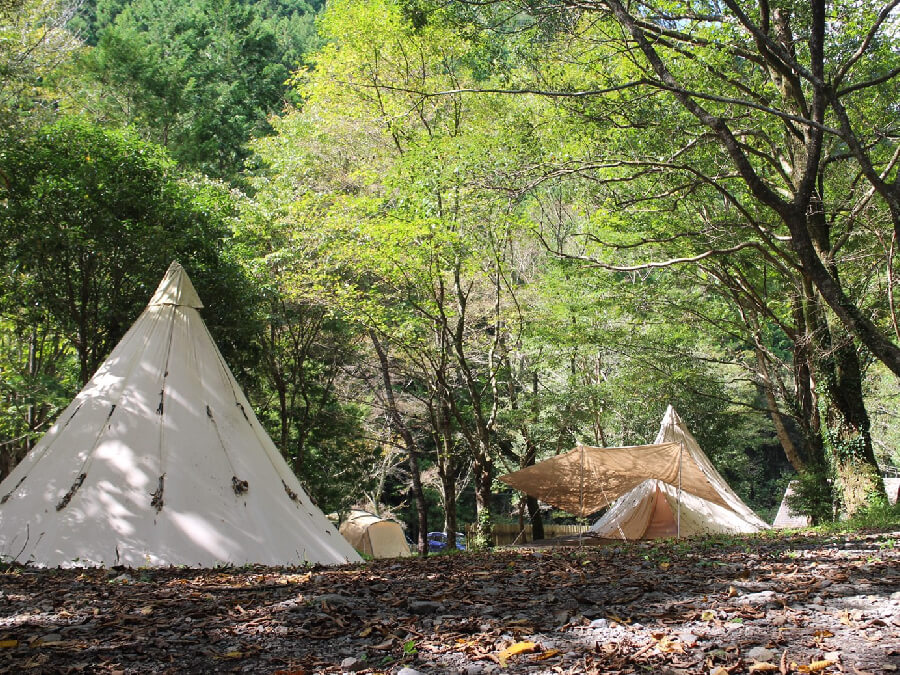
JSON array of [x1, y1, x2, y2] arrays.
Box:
[[1, 0, 899, 554]]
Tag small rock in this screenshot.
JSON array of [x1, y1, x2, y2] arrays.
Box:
[[589, 618, 608, 629], [460, 665, 484, 675], [678, 632, 698, 647], [109, 574, 133, 584], [397, 669, 423, 675], [340, 657, 365, 671], [747, 647, 776, 662], [554, 610, 571, 624], [824, 651, 841, 661], [407, 600, 442, 613]]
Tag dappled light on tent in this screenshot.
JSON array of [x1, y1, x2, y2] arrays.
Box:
[[0, 262, 360, 568]]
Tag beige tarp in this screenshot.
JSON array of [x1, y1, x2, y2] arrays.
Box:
[[340, 510, 411, 558], [0, 262, 360, 568], [499, 441, 730, 517], [500, 405, 769, 539]]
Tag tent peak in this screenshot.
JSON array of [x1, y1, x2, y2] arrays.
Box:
[[148, 261, 203, 309]]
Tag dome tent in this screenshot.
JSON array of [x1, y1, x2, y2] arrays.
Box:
[[339, 510, 412, 558]]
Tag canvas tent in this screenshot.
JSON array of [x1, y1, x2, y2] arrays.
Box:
[[0, 262, 360, 568], [499, 406, 768, 539], [773, 477, 900, 529], [772, 482, 810, 529], [339, 510, 412, 558], [591, 406, 769, 538]]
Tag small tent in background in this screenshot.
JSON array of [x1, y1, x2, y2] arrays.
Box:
[[772, 481, 810, 529], [339, 510, 412, 558], [591, 406, 769, 538], [0, 262, 360, 568], [773, 477, 900, 529], [886, 478, 900, 505]]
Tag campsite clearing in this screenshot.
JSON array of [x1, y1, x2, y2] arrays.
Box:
[[0, 529, 897, 674]]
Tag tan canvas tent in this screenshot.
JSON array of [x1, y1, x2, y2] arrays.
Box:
[[339, 510, 412, 558], [499, 405, 768, 539], [591, 406, 769, 538], [772, 481, 810, 529], [0, 263, 360, 568]]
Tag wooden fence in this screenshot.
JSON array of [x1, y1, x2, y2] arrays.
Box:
[[467, 523, 591, 547]]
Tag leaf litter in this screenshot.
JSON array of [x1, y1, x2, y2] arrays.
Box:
[[0, 529, 897, 674]]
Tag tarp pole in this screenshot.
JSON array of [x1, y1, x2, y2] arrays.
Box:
[[579, 445, 584, 548], [677, 441, 683, 538]]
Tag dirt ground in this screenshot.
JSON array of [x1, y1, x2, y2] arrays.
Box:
[[0, 529, 898, 674]]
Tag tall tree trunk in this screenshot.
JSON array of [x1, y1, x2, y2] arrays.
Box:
[[471, 445, 493, 547], [435, 397, 458, 549], [370, 332, 429, 556], [806, 295, 885, 515]]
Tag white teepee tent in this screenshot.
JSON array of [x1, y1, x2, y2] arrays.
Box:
[[0, 262, 360, 568], [590, 406, 769, 539]]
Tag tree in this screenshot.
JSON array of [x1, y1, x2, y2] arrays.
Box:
[[438, 0, 894, 514], [0, 0, 80, 134], [0, 115, 258, 386], [75, 0, 296, 180]]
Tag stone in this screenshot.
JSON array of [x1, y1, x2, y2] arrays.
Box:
[[397, 669, 423, 675], [678, 631, 699, 647], [747, 646, 776, 662], [340, 657, 365, 671]]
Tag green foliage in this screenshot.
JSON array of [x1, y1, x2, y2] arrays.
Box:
[[0, 115, 258, 383], [71, 0, 324, 180], [0, 0, 80, 134], [787, 465, 837, 526]]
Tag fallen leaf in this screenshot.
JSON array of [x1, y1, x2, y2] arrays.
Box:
[[749, 663, 780, 672], [0, 640, 18, 648], [371, 638, 394, 650], [701, 609, 717, 621], [654, 635, 684, 654], [796, 660, 837, 672], [533, 648, 560, 661], [497, 641, 538, 667]]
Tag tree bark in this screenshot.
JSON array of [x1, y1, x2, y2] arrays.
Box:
[[370, 332, 429, 556]]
